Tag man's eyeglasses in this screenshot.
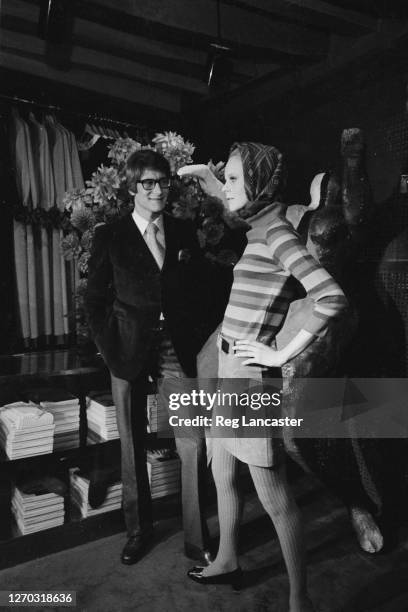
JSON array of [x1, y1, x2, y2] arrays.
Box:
[[137, 178, 171, 191]]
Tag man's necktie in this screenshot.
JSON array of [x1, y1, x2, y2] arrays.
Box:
[[144, 222, 165, 269]]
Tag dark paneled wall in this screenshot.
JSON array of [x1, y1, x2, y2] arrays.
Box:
[[192, 59, 408, 374]]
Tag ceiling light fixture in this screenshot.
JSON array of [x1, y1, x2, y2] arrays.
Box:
[[206, 0, 232, 90]]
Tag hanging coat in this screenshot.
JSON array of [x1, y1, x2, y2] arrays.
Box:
[[28, 112, 53, 339], [10, 108, 31, 343], [45, 115, 65, 341]]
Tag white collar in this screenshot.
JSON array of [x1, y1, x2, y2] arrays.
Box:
[[132, 209, 164, 237]]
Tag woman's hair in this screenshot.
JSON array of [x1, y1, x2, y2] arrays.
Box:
[[124, 149, 170, 193], [229, 142, 287, 218]]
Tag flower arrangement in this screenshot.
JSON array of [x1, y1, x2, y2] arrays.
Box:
[[152, 131, 195, 173], [61, 131, 245, 344], [107, 137, 142, 166]]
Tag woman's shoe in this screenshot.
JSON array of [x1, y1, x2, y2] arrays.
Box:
[[350, 507, 383, 553], [187, 566, 243, 591]]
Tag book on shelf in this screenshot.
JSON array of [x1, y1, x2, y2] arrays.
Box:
[[2, 446, 54, 459], [15, 516, 64, 535], [151, 486, 180, 499], [87, 414, 117, 426], [146, 451, 181, 498], [12, 498, 64, 516], [0, 424, 55, 440], [11, 487, 65, 534], [0, 426, 54, 441], [71, 489, 121, 504], [12, 502, 65, 522], [0, 404, 54, 429], [52, 421, 80, 433], [0, 437, 54, 451], [70, 470, 122, 518], [70, 471, 122, 494], [45, 407, 80, 417], [13, 488, 63, 505], [86, 427, 119, 441], [71, 482, 122, 498], [28, 387, 80, 406], [86, 392, 115, 409], [149, 474, 181, 487]]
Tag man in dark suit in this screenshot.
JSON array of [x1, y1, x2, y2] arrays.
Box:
[[85, 150, 211, 565]]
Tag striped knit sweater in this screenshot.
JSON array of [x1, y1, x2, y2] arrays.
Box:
[[221, 204, 348, 344]]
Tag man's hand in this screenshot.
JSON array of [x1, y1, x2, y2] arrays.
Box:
[[233, 340, 285, 367]]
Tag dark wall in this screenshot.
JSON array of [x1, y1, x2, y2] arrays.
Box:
[[190, 58, 408, 209], [187, 58, 408, 376], [268, 72, 408, 207]]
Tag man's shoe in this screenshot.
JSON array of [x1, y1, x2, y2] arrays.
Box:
[[121, 531, 153, 565], [184, 543, 214, 566]]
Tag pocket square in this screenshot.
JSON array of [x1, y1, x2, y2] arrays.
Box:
[[178, 248, 191, 263]]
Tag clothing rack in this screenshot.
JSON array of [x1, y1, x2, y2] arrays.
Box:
[[0, 93, 148, 133]]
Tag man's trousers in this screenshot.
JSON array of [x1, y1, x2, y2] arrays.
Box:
[[111, 334, 210, 553]]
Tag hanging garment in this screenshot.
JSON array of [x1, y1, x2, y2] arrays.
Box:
[[23, 119, 39, 342], [10, 109, 31, 344], [45, 115, 66, 210], [60, 122, 85, 336], [28, 113, 53, 339], [68, 131, 85, 189], [57, 122, 76, 336], [57, 123, 74, 197], [45, 116, 65, 341], [0, 119, 19, 353]]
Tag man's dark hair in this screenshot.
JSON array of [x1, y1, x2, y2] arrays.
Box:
[[125, 149, 170, 193]]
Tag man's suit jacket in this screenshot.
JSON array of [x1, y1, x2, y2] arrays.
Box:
[[85, 212, 206, 381]]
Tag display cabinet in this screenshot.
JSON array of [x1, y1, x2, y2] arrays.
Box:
[[0, 349, 177, 570]]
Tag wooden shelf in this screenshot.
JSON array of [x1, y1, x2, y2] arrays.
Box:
[[0, 348, 176, 570]]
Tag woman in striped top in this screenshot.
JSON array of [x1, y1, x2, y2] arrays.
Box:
[[180, 143, 348, 611]]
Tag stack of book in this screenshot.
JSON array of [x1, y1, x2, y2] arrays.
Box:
[[146, 393, 169, 433], [70, 470, 122, 518], [35, 388, 80, 451], [147, 450, 181, 499], [0, 403, 54, 459], [86, 392, 119, 441], [11, 486, 64, 535]]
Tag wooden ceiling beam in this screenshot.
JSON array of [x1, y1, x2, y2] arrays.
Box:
[[277, 0, 376, 30], [0, 28, 182, 113], [1, 1, 274, 83], [1, 0, 208, 66], [0, 48, 181, 112], [0, 66, 178, 126], [0, 13, 207, 81], [217, 0, 378, 36], [75, 0, 329, 61], [202, 19, 408, 117], [0, 27, 209, 95]]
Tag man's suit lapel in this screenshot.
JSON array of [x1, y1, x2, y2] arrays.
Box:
[[120, 214, 160, 272], [120, 213, 180, 274], [162, 213, 179, 273]]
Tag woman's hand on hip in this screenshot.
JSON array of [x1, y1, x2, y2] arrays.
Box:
[[234, 340, 285, 367]]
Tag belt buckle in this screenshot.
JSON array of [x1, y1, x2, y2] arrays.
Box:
[[221, 337, 230, 354], [219, 333, 236, 354]]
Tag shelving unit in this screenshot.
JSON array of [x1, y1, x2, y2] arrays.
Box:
[[0, 348, 177, 570]]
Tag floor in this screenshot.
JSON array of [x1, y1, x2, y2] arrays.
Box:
[[1, 474, 407, 612]]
